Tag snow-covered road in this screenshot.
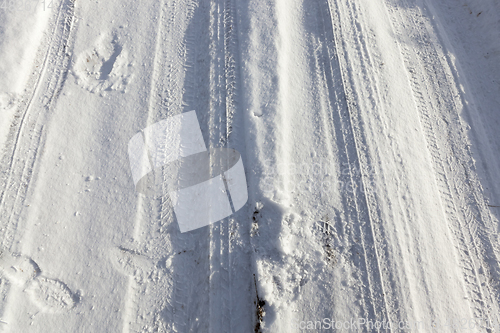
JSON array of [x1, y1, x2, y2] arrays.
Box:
[[1, 0, 499, 331]]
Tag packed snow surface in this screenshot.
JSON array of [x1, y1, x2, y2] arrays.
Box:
[[0, 0, 500, 332]]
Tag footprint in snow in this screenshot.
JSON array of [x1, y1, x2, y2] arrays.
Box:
[[73, 32, 134, 94], [0, 251, 78, 313], [109, 246, 165, 284]]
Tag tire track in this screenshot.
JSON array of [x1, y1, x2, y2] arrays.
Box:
[[0, 0, 77, 252], [118, 0, 205, 331], [117, 0, 250, 331], [0, 0, 77, 328], [383, 0, 500, 328], [245, 0, 392, 329], [320, 0, 393, 329], [207, 0, 240, 331]]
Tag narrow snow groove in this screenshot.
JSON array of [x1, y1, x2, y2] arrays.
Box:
[[119, 0, 168, 330], [119, 0, 172, 330], [207, 2, 227, 332], [119, 0, 173, 330], [0, 0, 77, 251], [2, 125, 44, 249], [207, 0, 241, 331], [222, 0, 238, 143], [0, 0, 77, 328], [0, 0, 72, 203], [274, 0, 294, 203]]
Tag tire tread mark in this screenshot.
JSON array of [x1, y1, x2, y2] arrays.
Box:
[[0, 0, 77, 251], [321, 0, 393, 329], [383, 0, 500, 328]]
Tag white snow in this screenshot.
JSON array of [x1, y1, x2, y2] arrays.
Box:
[[0, 0, 499, 331], [0, 6, 50, 151]]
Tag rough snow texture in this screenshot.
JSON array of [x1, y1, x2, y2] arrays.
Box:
[[0, 0, 499, 332]]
